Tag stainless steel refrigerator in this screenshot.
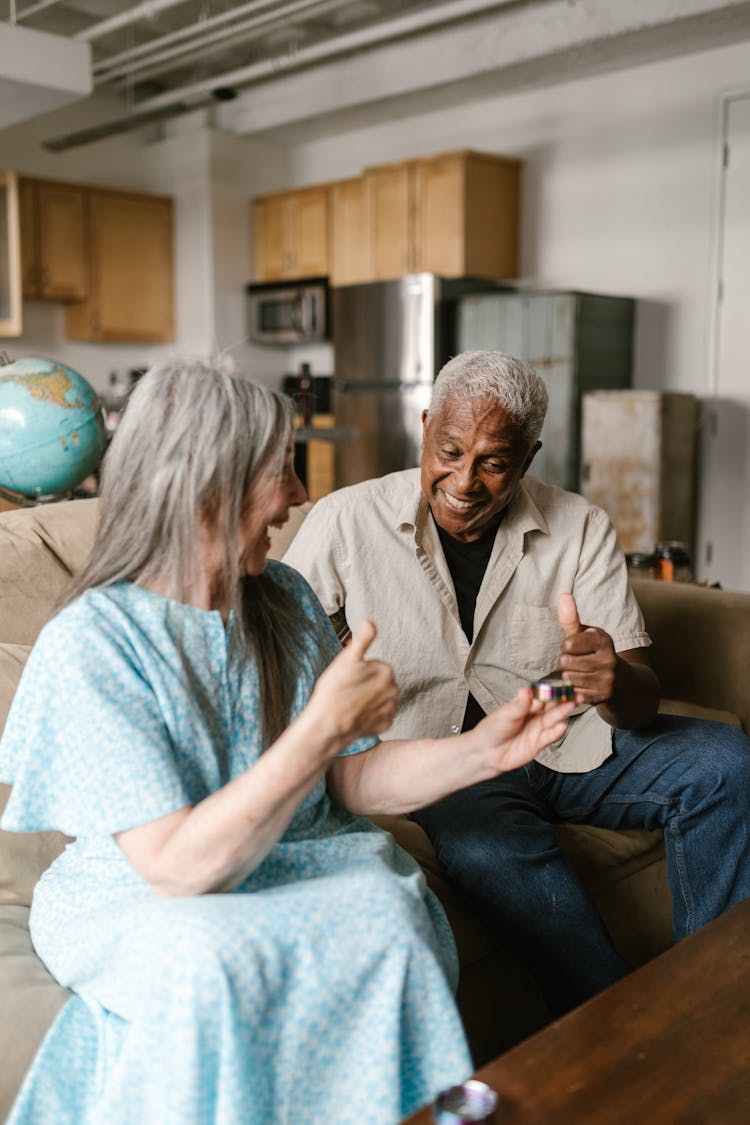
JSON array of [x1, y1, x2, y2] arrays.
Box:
[[332, 273, 495, 489]]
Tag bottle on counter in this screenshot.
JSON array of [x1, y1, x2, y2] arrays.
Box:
[[298, 362, 313, 428], [654, 541, 692, 582]]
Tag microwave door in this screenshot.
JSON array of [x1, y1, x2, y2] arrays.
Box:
[[298, 291, 325, 341]]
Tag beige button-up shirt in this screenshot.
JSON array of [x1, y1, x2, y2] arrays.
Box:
[[283, 469, 651, 772]]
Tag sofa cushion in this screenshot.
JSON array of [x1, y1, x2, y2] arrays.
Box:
[[0, 499, 99, 646], [659, 698, 742, 729], [1, 637, 69, 908], [0, 905, 69, 1122], [0, 782, 69, 908], [0, 642, 29, 731]]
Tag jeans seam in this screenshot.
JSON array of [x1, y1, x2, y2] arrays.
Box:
[[557, 792, 675, 821], [668, 800, 696, 936]]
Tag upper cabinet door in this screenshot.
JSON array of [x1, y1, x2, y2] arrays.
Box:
[[35, 182, 88, 300], [18, 177, 37, 299], [366, 162, 413, 281], [413, 154, 466, 277], [65, 189, 173, 343], [252, 186, 329, 281], [19, 177, 88, 300], [290, 187, 329, 279], [415, 151, 520, 279], [253, 195, 289, 281], [0, 170, 22, 337], [329, 178, 371, 286]]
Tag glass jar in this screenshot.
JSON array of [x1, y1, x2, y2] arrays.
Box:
[[626, 551, 658, 580]]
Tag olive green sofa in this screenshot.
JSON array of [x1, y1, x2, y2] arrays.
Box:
[[2, 498, 749, 1119]]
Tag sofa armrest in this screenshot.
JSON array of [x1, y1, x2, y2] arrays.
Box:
[[631, 578, 750, 734]]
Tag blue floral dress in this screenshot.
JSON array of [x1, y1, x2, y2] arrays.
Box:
[[0, 562, 471, 1124]]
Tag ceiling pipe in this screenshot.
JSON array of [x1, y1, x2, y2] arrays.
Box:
[[76, 0, 197, 43], [95, 0, 353, 87], [101, 0, 518, 105], [43, 0, 520, 150], [92, 0, 285, 76], [15, 0, 67, 20], [43, 88, 237, 152]]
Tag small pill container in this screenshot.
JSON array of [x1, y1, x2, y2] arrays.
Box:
[[433, 1079, 498, 1123], [531, 676, 575, 702]]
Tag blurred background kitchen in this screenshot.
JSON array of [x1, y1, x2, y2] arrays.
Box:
[[1, 0, 749, 589]]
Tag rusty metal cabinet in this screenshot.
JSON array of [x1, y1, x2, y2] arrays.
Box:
[[457, 289, 634, 490], [580, 390, 699, 556]]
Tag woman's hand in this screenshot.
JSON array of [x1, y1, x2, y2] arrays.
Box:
[[475, 687, 576, 775], [306, 620, 398, 747]]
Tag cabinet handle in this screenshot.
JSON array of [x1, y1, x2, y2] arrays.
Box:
[[41, 268, 50, 289], [91, 312, 101, 334]]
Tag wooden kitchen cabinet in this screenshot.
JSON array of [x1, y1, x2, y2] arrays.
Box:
[[65, 188, 174, 343], [365, 163, 413, 280], [329, 177, 372, 286], [19, 177, 88, 301], [0, 170, 22, 337], [366, 150, 520, 282], [252, 186, 329, 281]]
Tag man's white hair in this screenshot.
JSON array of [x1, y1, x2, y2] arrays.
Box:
[[430, 351, 548, 446]]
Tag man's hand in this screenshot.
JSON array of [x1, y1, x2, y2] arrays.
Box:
[[557, 592, 619, 706], [556, 592, 660, 729]]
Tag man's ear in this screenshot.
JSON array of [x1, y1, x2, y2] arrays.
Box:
[[521, 440, 542, 477], [421, 409, 429, 447]]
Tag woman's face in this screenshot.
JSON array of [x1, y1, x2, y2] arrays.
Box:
[[237, 449, 307, 576]]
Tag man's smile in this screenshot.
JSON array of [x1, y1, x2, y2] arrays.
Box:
[[438, 488, 479, 512]]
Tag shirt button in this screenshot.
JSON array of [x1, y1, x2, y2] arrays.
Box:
[[451, 724, 460, 734]]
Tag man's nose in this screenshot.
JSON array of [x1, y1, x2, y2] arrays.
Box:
[[452, 461, 478, 492]]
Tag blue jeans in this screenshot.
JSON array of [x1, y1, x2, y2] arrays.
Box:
[[412, 716, 750, 1015]]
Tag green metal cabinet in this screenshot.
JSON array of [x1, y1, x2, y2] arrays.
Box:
[[457, 290, 635, 491]]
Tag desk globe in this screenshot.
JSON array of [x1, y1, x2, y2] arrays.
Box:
[[0, 356, 107, 502]]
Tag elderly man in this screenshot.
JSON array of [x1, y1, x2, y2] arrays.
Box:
[[284, 350, 750, 1014]]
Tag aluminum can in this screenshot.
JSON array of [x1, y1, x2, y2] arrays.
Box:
[[531, 676, 575, 702]]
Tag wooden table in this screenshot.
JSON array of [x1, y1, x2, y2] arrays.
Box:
[[405, 898, 750, 1123]]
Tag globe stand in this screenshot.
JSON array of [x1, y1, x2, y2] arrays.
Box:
[[0, 484, 77, 508]]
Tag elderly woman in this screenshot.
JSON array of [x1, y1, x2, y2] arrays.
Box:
[[0, 360, 573, 1125]]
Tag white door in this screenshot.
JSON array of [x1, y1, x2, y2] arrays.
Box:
[[699, 95, 750, 592]]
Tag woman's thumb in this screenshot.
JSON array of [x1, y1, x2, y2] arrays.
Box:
[[348, 619, 377, 660]]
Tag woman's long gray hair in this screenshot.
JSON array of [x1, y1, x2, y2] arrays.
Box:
[[63, 358, 307, 746]]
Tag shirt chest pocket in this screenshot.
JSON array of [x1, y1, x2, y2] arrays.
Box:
[[509, 605, 563, 680]]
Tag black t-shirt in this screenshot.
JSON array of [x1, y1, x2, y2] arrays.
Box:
[[435, 520, 497, 732]]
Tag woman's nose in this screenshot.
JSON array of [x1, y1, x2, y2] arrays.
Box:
[[289, 468, 308, 506]]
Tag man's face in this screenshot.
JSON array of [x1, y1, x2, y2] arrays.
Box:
[[420, 395, 540, 543]]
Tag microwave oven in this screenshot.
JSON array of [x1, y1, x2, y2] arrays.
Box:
[[246, 278, 329, 345]]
